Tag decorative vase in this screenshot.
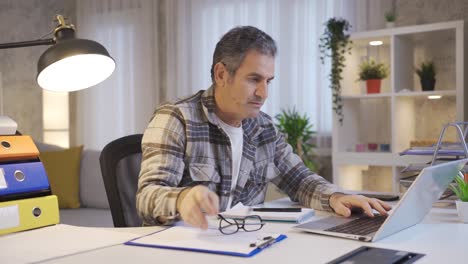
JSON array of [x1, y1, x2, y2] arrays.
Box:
[[367, 143, 378, 151], [420, 78, 436, 91], [380, 143, 391, 152], [386, 22, 395, 28], [456, 200, 468, 223], [366, 79, 381, 94], [355, 143, 366, 152]]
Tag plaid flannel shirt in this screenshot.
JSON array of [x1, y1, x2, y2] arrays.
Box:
[[136, 86, 341, 225]]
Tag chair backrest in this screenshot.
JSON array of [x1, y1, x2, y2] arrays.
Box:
[[99, 134, 143, 227]]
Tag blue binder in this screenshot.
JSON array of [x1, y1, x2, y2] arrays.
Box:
[[0, 161, 51, 201]]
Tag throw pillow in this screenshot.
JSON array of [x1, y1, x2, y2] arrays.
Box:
[[39, 146, 83, 209]]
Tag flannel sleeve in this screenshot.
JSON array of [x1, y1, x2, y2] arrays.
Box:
[[136, 105, 187, 225], [272, 130, 342, 211]]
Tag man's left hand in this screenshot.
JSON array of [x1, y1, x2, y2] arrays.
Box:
[[329, 193, 392, 217]]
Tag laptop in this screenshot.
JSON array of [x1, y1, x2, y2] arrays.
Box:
[[293, 158, 468, 242]]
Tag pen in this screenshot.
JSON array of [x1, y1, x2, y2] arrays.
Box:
[[252, 208, 302, 212]]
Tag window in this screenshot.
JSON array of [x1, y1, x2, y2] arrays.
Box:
[[43, 90, 69, 148]]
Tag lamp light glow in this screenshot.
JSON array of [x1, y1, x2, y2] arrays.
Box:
[[428, 95, 442, 100], [369, 40, 383, 46], [37, 54, 115, 91]]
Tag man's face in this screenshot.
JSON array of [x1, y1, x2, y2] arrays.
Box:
[[214, 51, 275, 126]]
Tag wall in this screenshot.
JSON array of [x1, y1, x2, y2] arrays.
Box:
[[395, 0, 466, 125], [396, 0, 468, 26], [0, 0, 75, 140]]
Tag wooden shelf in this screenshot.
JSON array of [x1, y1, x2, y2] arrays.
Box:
[[395, 90, 456, 98], [332, 20, 465, 192], [350, 20, 462, 39], [342, 93, 392, 99], [334, 152, 395, 166]]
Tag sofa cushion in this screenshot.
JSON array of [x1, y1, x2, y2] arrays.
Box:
[[40, 146, 83, 209], [60, 208, 113, 227], [35, 141, 110, 209], [80, 149, 110, 209], [35, 142, 64, 152]]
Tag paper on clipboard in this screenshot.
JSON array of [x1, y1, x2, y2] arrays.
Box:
[[125, 226, 287, 257]]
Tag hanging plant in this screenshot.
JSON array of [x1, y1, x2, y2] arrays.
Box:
[[319, 18, 352, 124]]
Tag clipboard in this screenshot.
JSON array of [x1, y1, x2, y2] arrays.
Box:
[[125, 226, 287, 257]]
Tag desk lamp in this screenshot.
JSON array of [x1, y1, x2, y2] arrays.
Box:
[[0, 14, 115, 91]]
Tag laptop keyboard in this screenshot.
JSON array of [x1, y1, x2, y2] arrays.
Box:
[[325, 215, 388, 236]]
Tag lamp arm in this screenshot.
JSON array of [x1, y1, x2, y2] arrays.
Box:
[[0, 38, 54, 50]]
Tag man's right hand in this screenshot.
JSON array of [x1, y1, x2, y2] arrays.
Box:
[[176, 185, 219, 229]]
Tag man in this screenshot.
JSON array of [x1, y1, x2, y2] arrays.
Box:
[[136, 26, 391, 229]]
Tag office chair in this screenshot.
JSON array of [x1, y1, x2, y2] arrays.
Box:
[[99, 134, 143, 227]]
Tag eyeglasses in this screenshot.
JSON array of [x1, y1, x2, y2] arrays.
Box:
[[218, 214, 265, 235]]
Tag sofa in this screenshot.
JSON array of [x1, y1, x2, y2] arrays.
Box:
[[35, 142, 114, 227]]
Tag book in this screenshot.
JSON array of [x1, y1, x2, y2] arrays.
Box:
[[220, 202, 314, 223], [125, 225, 286, 257], [0, 116, 17, 136]]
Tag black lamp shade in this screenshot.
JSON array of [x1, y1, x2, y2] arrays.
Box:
[[37, 38, 115, 92]]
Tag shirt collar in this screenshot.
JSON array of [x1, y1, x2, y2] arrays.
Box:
[[201, 85, 264, 141]]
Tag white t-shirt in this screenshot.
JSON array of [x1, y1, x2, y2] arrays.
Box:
[[217, 118, 243, 209]]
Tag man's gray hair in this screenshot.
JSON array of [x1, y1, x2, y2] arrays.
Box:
[[210, 26, 277, 83]]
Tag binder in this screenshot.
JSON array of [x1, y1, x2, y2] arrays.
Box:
[[0, 195, 59, 235], [0, 136, 39, 161], [125, 226, 287, 257], [0, 161, 51, 202]]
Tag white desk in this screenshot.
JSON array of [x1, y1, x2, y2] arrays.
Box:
[[1, 201, 466, 264]]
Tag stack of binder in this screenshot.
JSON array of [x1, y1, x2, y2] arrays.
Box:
[[0, 122, 59, 235]]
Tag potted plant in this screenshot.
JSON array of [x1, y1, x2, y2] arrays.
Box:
[[415, 61, 436, 91], [449, 172, 468, 223], [275, 108, 319, 172], [319, 18, 353, 125], [357, 59, 389, 94], [384, 11, 396, 28]]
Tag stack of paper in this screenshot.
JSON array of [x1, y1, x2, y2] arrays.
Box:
[[399, 145, 466, 156], [220, 203, 314, 223], [0, 116, 17, 135]]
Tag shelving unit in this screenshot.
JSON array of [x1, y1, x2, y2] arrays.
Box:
[[398, 122, 468, 198], [332, 20, 466, 193]]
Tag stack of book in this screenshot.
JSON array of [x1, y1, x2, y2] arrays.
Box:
[[0, 116, 59, 235]]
